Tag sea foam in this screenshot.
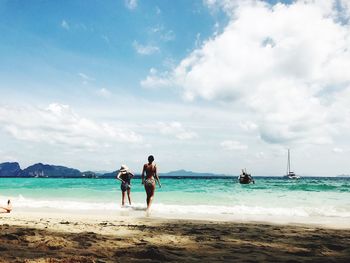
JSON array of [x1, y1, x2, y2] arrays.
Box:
[[9, 194, 350, 227]]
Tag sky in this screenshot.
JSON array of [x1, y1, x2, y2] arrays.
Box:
[[0, 0, 350, 176]]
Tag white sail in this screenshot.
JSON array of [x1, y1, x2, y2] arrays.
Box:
[[284, 149, 300, 179]]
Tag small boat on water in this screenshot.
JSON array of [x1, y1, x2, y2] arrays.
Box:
[[284, 149, 300, 179], [238, 169, 255, 184]]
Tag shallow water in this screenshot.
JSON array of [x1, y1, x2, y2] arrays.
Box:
[[1, 177, 349, 226]]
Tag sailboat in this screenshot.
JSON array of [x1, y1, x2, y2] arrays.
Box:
[[284, 149, 300, 179]]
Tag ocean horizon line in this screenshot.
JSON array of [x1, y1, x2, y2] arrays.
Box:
[[1, 175, 349, 179], [1, 161, 349, 178]]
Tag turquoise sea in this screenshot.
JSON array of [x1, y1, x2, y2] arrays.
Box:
[[1, 177, 349, 226]]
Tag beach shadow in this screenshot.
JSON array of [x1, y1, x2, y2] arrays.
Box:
[[2, 220, 350, 262]]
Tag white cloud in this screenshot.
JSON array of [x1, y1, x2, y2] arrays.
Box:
[[60, 20, 90, 32], [158, 121, 197, 140], [133, 41, 160, 55], [102, 35, 111, 45], [97, 88, 112, 98], [333, 147, 344, 153], [194, 33, 202, 48], [161, 30, 176, 42], [142, 0, 350, 146], [78, 72, 95, 85], [255, 151, 266, 159], [140, 68, 171, 88], [340, 0, 350, 19], [125, 0, 137, 10], [0, 103, 142, 150], [150, 25, 176, 42], [239, 121, 258, 132], [221, 140, 247, 151], [61, 20, 70, 30]]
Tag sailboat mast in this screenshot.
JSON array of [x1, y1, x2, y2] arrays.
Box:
[[287, 149, 290, 174], [289, 149, 291, 174]]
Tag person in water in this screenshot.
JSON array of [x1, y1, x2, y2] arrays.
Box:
[[0, 200, 12, 213], [116, 165, 134, 206], [141, 155, 161, 213]]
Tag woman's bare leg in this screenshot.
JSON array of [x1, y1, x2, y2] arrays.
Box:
[[121, 191, 126, 206], [147, 192, 154, 210], [127, 188, 131, 205], [145, 184, 155, 212]]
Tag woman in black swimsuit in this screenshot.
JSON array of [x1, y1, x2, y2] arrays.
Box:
[[116, 165, 134, 206], [141, 155, 161, 213]]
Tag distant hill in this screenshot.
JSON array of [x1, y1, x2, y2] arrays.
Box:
[[0, 162, 231, 178], [337, 174, 350, 177], [0, 162, 81, 178], [99, 171, 118, 178], [0, 162, 22, 177], [92, 170, 111, 175], [20, 163, 82, 178], [0, 161, 122, 178], [81, 171, 98, 178]]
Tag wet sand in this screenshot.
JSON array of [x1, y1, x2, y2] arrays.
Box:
[[1, 212, 350, 262]]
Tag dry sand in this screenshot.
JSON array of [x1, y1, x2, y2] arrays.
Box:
[[1, 212, 350, 263]]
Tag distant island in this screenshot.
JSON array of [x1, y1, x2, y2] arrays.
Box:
[[0, 162, 231, 178], [336, 174, 350, 178], [0, 162, 92, 178]]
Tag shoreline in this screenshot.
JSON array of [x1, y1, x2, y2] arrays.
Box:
[[1, 211, 350, 262], [3, 207, 350, 230], [3, 209, 350, 230]]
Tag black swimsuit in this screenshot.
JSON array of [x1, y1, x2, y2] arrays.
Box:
[[120, 172, 132, 192]]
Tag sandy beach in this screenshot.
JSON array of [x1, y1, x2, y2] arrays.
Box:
[[1, 212, 349, 263]]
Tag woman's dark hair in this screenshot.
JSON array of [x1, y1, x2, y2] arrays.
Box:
[[148, 155, 154, 162]]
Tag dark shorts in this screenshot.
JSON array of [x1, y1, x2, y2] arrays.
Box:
[[121, 183, 131, 192]]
